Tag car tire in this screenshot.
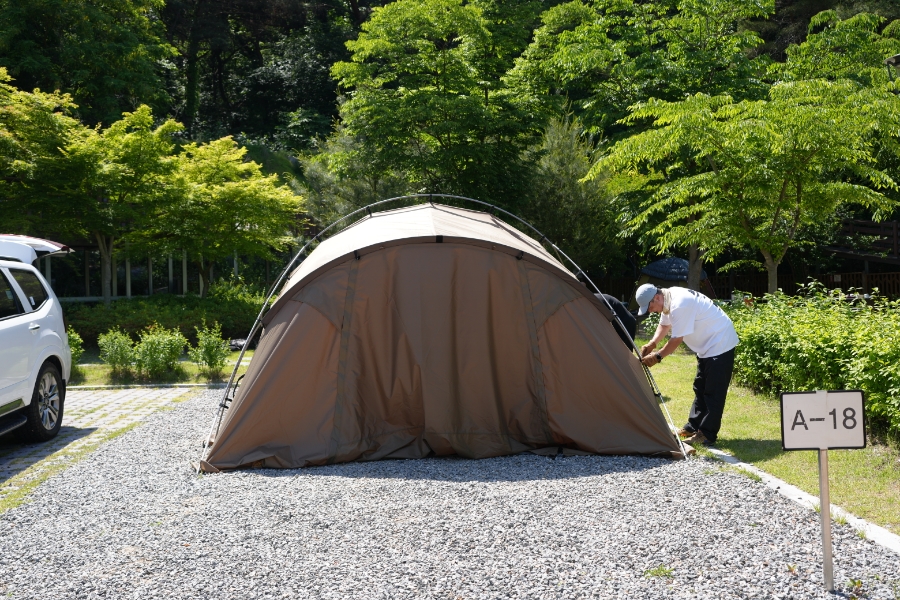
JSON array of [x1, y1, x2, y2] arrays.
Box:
[[22, 361, 65, 442]]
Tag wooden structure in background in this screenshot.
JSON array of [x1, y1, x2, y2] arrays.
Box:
[[825, 219, 900, 266]]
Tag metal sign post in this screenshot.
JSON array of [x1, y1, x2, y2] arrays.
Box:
[[817, 447, 833, 590], [781, 390, 866, 592]]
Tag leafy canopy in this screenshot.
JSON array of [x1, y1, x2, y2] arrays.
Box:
[[0, 68, 82, 233], [0, 0, 174, 126], [598, 78, 900, 290], [331, 0, 534, 204], [131, 137, 302, 266], [506, 0, 773, 137]]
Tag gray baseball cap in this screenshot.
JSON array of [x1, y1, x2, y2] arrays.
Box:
[[635, 283, 659, 316]]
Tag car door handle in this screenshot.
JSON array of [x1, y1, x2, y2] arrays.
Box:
[[28, 323, 40, 330]]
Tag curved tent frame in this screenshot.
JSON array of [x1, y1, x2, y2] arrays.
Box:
[[199, 194, 686, 467]]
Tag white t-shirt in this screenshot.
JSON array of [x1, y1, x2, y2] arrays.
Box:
[[659, 287, 738, 358]]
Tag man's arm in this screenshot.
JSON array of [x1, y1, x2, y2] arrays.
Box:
[[640, 324, 671, 356], [640, 327, 683, 367], [656, 336, 683, 359]]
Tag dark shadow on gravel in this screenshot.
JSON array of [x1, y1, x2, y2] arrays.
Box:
[[239, 453, 677, 483], [0, 425, 98, 482]]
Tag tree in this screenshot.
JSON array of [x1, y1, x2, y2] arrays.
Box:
[[598, 79, 900, 293], [64, 106, 182, 305], [506, 0, 774, 286], [507, 0, 773, 138], [0, 0, 174, 126], [774, 10, 900, 85], [296, 126, 413, 229], [520, 117, 620, 277], [0, 69, 83, 234], [159, 0, 357, 146], [330, 0, 536, 206], [129, 137, 302, 297]]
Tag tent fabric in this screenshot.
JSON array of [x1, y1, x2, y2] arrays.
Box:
[[204, 204, 681, 470], [640, 257, 708, 282]]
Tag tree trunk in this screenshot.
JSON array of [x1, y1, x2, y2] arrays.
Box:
[[183, 6, 203, 136], [95, 233, 115, 306], [197, 256, 206, 298], [760, 249, 779, 294], [347, 0, 363, 25], [686, 243, 705, 292]]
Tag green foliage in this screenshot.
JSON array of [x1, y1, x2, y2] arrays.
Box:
[[160, 1, 354, 146], [97, 328, 134, 373], [331, 0, 535, 204], [189, 322, 230, 377], [62, 105, 183, 304], [129, 136, 303, 296], [643, 564, 674, 578], [521, 117, 620, 274], [133, 324, 187, 378], [66, 281, 264, 347], [774, 10, 900, 86], [600, 78, 900, 292], [0, 0, 174, 126], [728, 284, 900, 439], [0, 68, 82, 233], [506, 0, 772, 137], [66, 326, 84, 366], [296, 126, 413, 228]]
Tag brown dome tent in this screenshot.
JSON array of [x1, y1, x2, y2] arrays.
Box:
[[200, 202, 682, 471]]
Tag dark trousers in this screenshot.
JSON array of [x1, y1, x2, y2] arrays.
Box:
[[685, 348, 735, 443]]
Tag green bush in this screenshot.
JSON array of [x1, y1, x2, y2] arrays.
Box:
[[727, 284, 900, 440], [97, 329, 134, 373], [66, 326, 84, 365], [133, 324, 188, 378], [189, 321, 230, 377], [65, 280, 266, 347]]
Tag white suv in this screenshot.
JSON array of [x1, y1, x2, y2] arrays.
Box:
[[0, 258, 71, 442]]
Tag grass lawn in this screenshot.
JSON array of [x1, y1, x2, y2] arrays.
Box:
[[70, 349, 253, 386], [646, 339, 900, 532]]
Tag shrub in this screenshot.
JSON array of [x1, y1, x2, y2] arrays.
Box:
[[66, 326, 84, 365], [98, 329, 134, 373], [727, 283, 900, 440], [133, 324, 188, 378], [65, 280, 266, 347], [189, 321, 230, 377]]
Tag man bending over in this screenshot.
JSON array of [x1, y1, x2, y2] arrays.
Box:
[[635, 284, 739, 447]]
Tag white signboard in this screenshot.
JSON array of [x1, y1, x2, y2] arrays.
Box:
[[781, 390, 866, 450]]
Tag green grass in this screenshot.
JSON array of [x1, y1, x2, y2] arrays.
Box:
[[643, 565, 674, 578], [70, 350, 253, 386], [646, 338, 900, 531]]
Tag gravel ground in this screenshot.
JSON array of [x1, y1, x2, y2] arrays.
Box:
[[1, 390, 898, 600]]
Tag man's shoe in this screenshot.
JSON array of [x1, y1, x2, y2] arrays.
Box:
[[676, 427, 695, 439], [683, 430, 713, 446]]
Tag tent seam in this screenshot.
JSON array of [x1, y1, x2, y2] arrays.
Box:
[[329, 258, 359, 464], [517, 260, 555, 446]]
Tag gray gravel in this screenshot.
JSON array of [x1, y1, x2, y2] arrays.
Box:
[[1, 390, 898, 599]]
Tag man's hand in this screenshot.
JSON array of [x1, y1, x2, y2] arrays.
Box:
[[640, 344, 655, 357], [641, 352, 661, 367]]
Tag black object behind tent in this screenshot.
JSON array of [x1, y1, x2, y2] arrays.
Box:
[[628, 258, 716, 310]]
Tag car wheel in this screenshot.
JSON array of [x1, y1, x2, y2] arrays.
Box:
[[22, 362, 65, 442]]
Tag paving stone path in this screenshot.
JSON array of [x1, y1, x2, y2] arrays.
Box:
[[0, 387, 191, 486]]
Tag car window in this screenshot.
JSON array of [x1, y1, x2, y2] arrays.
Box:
[[8, 268, 49, 310], [0, 271, 24, 319]]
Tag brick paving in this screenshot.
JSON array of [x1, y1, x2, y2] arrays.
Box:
[[0, 387, 192, 485]]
